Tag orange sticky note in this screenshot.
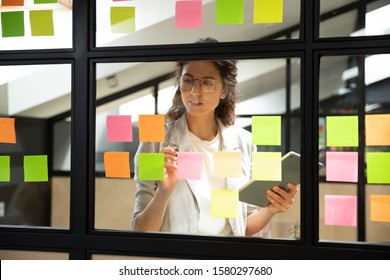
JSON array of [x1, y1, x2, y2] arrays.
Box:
[[365, 114, 390, 146], [104, 152, 131, 178], [0, 118, 16, 144], [138, 115, 165, 142], [370, 195, 390, 223]]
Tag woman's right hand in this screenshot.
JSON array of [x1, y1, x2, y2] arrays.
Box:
[[158, 146, 179, 194]]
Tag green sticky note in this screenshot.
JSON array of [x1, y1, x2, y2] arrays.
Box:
[[24, 155, 48, 182], [252, 116, 281, 145], [216, 0, 244, 24], [34, 0, 57, 3], [110, 6, 136, 34], [138, 153, 164, 181], [366, 152, 390, 184], [30, 10, 54, 36], [254, 0, 283, 23], [1, 11, 25, 38], [326, 116, 358, 147], [0, 156, 11, 182]]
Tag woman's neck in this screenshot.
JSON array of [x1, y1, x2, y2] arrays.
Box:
[[186, 113, 219, 141]]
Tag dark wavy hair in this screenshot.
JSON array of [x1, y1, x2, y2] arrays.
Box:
[[166, 38, 238, 126]]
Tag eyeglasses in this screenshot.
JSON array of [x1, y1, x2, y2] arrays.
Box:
[[179, 75, 222, 93]]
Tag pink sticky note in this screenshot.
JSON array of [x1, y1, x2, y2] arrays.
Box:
[[325, 195, 357, 227], [177, 152, 203, 179], [175, 0, 202, 28], [326, 151, 358, 183], [106, 115, 133, 142]]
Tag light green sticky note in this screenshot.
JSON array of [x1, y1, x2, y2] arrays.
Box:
[[138, 153, 164, 181], [326, 116, 358, 147], [0, 156, 11, 182], [211, 190, 238, 218], [214, 151, 242, 178], [110, 6, 136, 34], [366, 152, 390, 184], [1, 11, 25, 38], [24, 155, 48, 182], [34, 0, 57, 3], [252, 152, 282, 181], [216, 0, 244, 25], [252, 116, 281, 146], [254, 0, 283, 23], [30, 10, 54, 36]]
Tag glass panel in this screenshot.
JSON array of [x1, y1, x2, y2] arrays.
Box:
[[95, 0, 301, 47], [320, 0, 390, 38], [0, 249, 68, 260], [0, 64, 71, 229], [0, 0, 73, 51], [319, 54, 390, 242], [95, 58, 301, 240]]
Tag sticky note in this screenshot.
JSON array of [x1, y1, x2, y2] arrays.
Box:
[[252, 152, 281, 181], [177, 152, 204, 179], [104, 152, 130, 178], [326, 151, 358, 183], [366, 152, 390, 184], [214, 151, 242, 178], [138, 153, 164, 181], [0, 156, 11, 182], [365, 114, 390, 146], [30, 10, 54, 36], [216, 0, 244, 25], [1, 11, 24, 38], [24, 155, 48, 182], [175, 0, 202, 28], [211, 189, 238, 218], [0, 118, 16, 144], [326, 116, 358, 147], [2, 0, 24, 6], [106, 115, 133, 142], [325, 195, 357, 227], [110, 6, 136, 34], [370, 195, 390, 223], [34, 0, 57, 3], [252, 116, 281, 145], [254, 0, 283, 23], [138, 114, 165, 142]]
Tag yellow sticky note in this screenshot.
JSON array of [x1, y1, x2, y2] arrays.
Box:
[[326, 116, 359, 147], [104, 152, 131, 178], [252, 116, 281, 146], [211, 189, 238, 218], [365, 114, 390, 146], [110, 6, 136, 34], [252, 152, 282, 181], [214, 151, 242, 178], [0, 118, 16, 144], [138, 115, 165, 142], [254, 0, 283, 24], [370, 195, 390, 222]]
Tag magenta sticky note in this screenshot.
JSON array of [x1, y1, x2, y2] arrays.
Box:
[[326, 151, 358, 183], [177, 152, 204, 179], [325, 195, 357, 227], [106, 115, 133, 142], [175, 0, 202, 28]]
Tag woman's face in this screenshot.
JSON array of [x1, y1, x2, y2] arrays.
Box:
[[180, 61, 226, 119]]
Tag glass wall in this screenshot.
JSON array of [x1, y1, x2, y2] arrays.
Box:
[[0, 64, 72, 229]]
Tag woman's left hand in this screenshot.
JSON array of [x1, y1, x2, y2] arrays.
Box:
[[265, 183, 298, 214]]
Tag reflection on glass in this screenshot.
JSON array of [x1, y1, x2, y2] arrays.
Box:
[[0, 64, 71, 229], [319, 54, 390, 242], [320, 0, 390, 38], [0, 0, 73, 51], [94, 59, 301, 240], [95, 0, 301, 47]]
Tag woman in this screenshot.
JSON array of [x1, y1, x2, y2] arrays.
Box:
[[132, 38, 297, 236]]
